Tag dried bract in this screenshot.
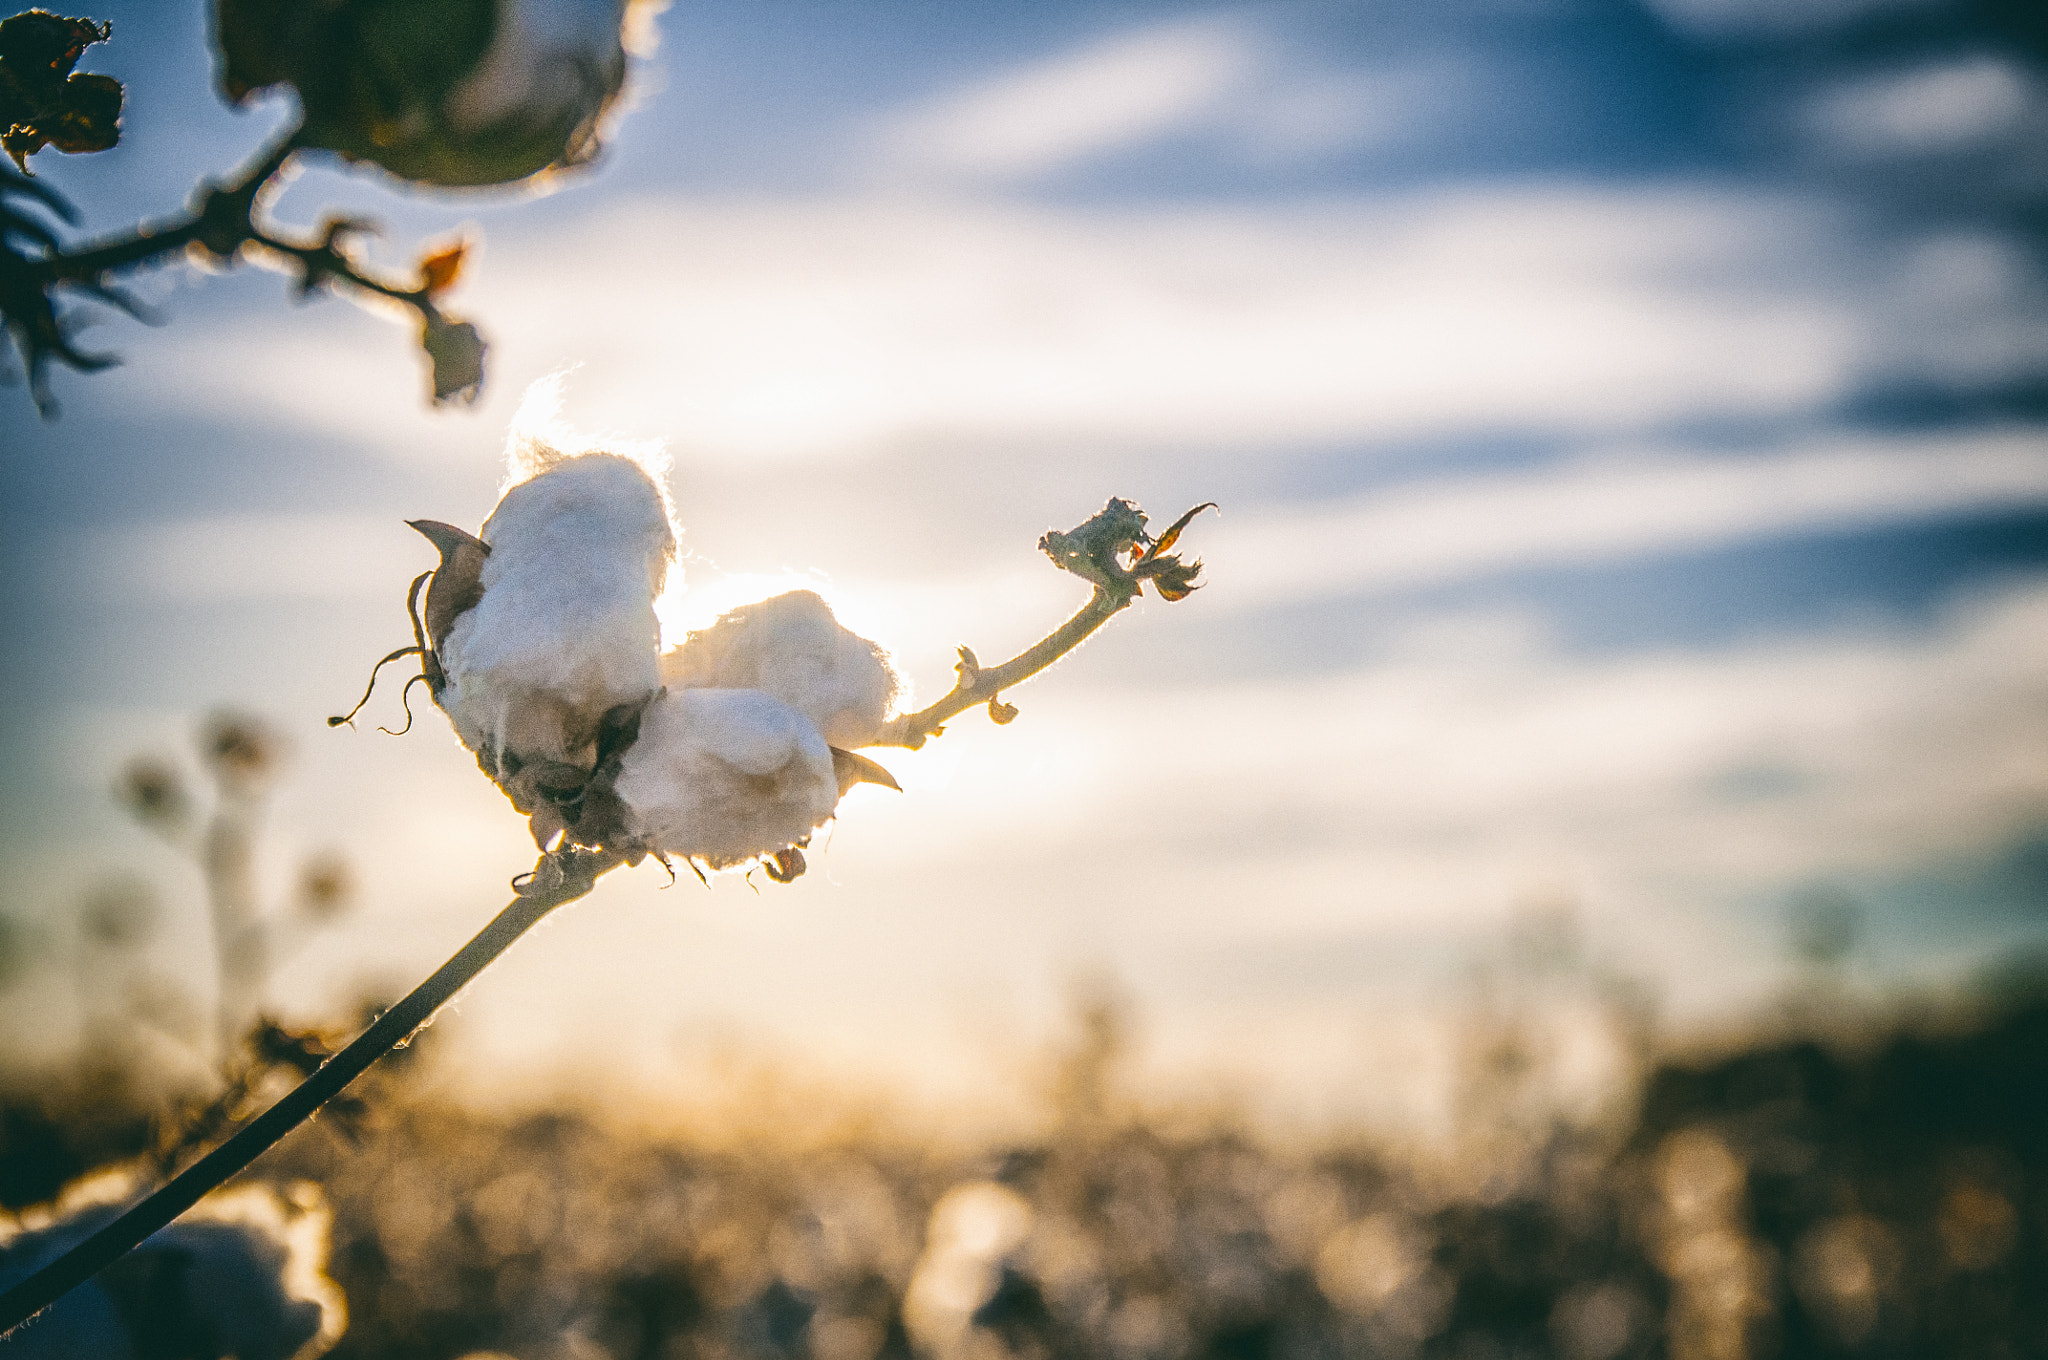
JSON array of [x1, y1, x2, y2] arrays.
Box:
[[421, 313, 485, 405], [0, 10, 122, 171]]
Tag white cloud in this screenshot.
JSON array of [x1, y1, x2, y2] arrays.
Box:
[[876, 16, 1260, 181], [1644, 0, 1943, 39], [468, 188, 1859, 458], [139, 187, 1859, 462], [1223, 64, 1452, 163], [1803, 56, 2041, 158], [1870, 232, 2048, 384], [58, 513, 430, 605], [1208, 429, 2048, 610], [663, 426, 2048, 700]]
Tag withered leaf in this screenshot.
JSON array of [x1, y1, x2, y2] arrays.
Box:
[[421, 314, 485, 404], [764, 846, 806, 883], [38, 68, 117, 152], [1150, 559, 1204, 602], [1146, 501, 1217, 561], [0, 11, 110, 93], [416, 238, 467, 296], [0, 12, 121, 170]]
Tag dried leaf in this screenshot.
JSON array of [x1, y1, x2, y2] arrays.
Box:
[[1148, 501, 1216, 560], [416, 238, 467, 296], [421, 314, 485, 404], [1150, 559, 1204, 602], [2, 126, 43, 173], [0, 13, 121, 169], [764, 846, 806, 883], [0, 11, 110, 94], [40, 70, 119, 152]]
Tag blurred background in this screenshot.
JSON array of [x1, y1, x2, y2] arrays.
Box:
[[2, 1, 2046, 1356]]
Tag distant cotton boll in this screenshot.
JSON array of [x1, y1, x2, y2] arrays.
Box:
[[613, 688, 840, 869], [445, 0, 625, 135], [0, 1182, 344, 1360], [663, 591, 901, 749], [437, 452, 674, 779], [213, 0, 650, 187]]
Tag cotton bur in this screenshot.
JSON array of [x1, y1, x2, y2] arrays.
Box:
[[392, 415, 903, 879]]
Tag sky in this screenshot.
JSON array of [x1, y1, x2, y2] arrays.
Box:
[[1, 0, 2045, 1136]]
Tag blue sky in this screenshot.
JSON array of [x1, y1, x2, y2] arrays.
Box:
[[2, 0, 2045, 1132]]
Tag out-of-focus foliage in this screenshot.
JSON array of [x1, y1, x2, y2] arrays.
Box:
[[4, 718, 2043, 1357], [0, 10, 120, 171], [0, 1181, 345, 1360], [9, 960, 2048, 1358], [0, 712, 364, 1208]]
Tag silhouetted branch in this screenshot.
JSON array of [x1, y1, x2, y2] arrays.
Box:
[[4, 120, 486, 416]]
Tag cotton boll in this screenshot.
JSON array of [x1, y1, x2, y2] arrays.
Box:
[[0, 1183, 343, 1360], [662, 591, 901, 749], [436, 451, 674, 792], [612, 688, 840, 869], [214, 0, 649, 187]]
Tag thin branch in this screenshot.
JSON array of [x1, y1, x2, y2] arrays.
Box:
[[874, 586, 1131, 750], [0, 845, 626, 1338], [873, 498, 1213, 750], [8, 120, 486, 412], [31, 123, 299, 284]]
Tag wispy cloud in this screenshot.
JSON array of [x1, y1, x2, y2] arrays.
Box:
[[1802, 55, 2043, 159], [57, 513, 426, 605], [874, 16, 1260, 182], [1643, 0, 1944, 39], [1208, 430, 2048, 611], [132, 187, 1872, 461]]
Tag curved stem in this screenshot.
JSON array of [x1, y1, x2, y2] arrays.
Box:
[[874, 585, 1131, 750], [0, 846, 624, 1338], [871, 496, 1210, 751]]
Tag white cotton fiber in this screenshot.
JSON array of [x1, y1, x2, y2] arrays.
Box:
[[613, 687, 840, 868], [437, 451, 675, 774], [662, 591, 900, 749]]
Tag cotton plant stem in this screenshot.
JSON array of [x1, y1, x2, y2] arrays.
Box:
[[0, 847, 621, 1337], [32, 125, 300, 285], [43, 121, 437, 310], [873, 496, 1211, 750], [874, 585, 1131, 750], [204, 788, 266, 1056]]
